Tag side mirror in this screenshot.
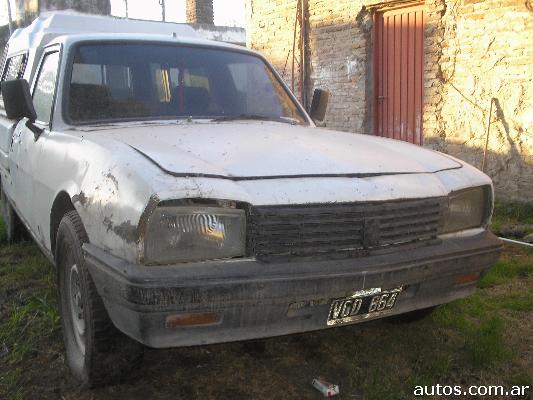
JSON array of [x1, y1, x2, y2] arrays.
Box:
[[309, 88, 330, 122], [1, 79, 37, 121]]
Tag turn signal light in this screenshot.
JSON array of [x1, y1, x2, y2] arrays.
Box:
[[165, 312, 220, 328], [455, 272, 480, 285]]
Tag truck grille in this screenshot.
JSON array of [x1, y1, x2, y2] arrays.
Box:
[[248, 197, 444, 262]]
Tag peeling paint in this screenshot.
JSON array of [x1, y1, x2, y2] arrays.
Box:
[[72, 191, 89, 207], [103, 216, 113, 232], [104, 172, 119, 191], [103, 216, 137, 244], [113, 220, 137, 244]]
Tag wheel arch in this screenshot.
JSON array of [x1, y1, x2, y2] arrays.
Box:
[[50, 190, 76, 258]]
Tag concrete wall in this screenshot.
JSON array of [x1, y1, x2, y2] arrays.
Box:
[[247, 0, 532, 202]]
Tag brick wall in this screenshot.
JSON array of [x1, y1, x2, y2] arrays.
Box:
[[246, 0, 372, 132], [423, 0, 532, 201], [247, 0, 532, 202], [186, 0, 214, 24]]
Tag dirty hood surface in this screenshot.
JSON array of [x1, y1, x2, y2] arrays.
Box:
[[92, 121, 462, 179]]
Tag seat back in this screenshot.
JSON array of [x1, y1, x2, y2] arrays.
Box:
[[171, 86, 210, 115], [69, 84, 111, 121]]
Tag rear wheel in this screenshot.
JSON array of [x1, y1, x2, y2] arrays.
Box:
[[56, 210, 143, 387], [0, 184, 25, 242]]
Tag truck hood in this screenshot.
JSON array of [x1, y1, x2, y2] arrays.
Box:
[[92, 121, 462, 179]]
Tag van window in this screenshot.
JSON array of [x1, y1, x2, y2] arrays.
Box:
[[1, 53, 28, 82], [67, 44, 307, 125], [0, 53, 28, 110], [33, 51, 60, 125]]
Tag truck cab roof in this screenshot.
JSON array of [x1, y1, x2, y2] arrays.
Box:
[[6, 11, 243, 55]]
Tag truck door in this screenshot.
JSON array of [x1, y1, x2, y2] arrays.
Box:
[[0, 52, 28, 186], [9, 48, 60, 243]]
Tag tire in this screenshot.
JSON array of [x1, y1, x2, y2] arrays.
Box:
[[56, 210, 143, 387], [0, 184, 25, 243], [386, 306, 437, 324]]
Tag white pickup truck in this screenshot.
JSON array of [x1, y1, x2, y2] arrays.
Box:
[[0, 12, 501, 386]]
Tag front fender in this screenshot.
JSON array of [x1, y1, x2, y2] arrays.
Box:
[[53, 132, 158, 263]]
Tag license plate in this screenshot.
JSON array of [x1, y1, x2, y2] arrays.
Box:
[[327, 287, 403, 326]]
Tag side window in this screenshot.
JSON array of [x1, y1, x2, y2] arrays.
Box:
[[0, 52, 28, 110], [32, 51, 60, 125], [1, 53, 28, 82]]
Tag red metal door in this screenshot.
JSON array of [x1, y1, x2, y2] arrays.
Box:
[[374, 4, 424, 144]]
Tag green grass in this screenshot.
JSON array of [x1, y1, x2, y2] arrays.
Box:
[[435, 299, 511, 367], [0, 367, 24, 400], [491, 201, 533, 235], [0, 293, 59, 364], [0, 219, 6, 243], [479, 251, 533, 288], [0, 222, 58, 400]]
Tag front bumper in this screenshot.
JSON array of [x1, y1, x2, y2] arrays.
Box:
[[83, 231, 502, 348]]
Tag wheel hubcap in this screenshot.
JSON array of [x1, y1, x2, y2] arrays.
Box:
[[69, 264, 86, 354]]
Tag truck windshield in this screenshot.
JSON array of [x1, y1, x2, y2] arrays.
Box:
[[67, 43, 308, 125]]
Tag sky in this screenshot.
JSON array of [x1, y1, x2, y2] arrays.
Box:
[[1, 0, 246, 28]]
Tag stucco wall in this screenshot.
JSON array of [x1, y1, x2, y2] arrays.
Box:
[[247, 0, 532, 202]]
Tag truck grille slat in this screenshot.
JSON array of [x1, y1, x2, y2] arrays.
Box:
[[254, 235, 365, 250], [248, 198, 444, 262], [259, 224, 364, 236], [254, 197, 440, 216], [379, 212, 440, 227], [380, 223, 439, 238]]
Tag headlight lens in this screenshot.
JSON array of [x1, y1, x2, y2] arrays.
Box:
[[441, 186, 491, 234], [144, 206, 246, 264]]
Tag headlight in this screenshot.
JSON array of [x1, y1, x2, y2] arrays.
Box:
[[144, 206, 246, 264], [440, 186, 491, 234]]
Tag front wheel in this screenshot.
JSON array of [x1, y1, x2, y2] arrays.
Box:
[[56, 210, 143, 387]]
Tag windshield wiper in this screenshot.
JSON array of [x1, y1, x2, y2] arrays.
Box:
[[211, 114, 300, 125]]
